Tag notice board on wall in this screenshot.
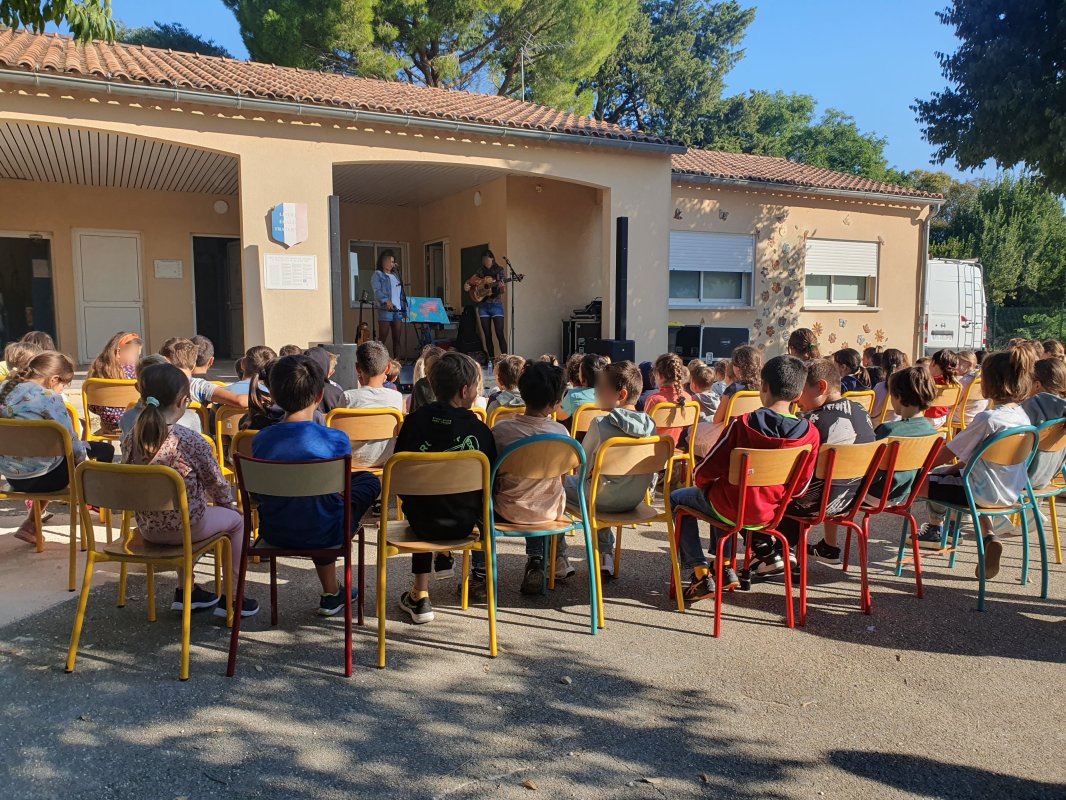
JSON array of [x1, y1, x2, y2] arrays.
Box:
[[264, 253, 317, 291]]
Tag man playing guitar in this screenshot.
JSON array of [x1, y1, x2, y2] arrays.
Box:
[[464, 249, 508, 363]]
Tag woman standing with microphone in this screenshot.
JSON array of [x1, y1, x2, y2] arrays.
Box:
[[372, 249, 404, 356]]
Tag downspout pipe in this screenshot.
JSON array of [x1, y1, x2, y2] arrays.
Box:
[[917, 204, 940, 359]]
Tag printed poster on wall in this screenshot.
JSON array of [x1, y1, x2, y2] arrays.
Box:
[[269, 202, 309, 247], [263, 253, 318, 291]]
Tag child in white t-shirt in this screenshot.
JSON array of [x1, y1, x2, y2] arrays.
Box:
[[343, 340, 404, 468], [919, 345, 1036, 580]]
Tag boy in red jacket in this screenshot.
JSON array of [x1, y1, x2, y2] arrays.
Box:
[[671, 355, 819, 600]]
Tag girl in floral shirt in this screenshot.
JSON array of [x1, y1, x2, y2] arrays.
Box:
[[0, 352, 114, 543], [122, 363, 258, 617], [87, 331, 142, 433]]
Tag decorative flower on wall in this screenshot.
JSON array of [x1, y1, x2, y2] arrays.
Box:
[[766, 325, 776, 337], [771, 282, 782, 294], [841, 341, 850, 350], [777, 316, 788, 327], [753, 318, 762, 330], [828, 332, 837, 344], [783, 285, 792, 297], [757, 342, 766, 351], [838, 318, 847, 328], [862, 324, 871, 334], [856, 334, 866, 345], [782, 242, 791, 256], [812, 322, 823, 336], [761, 290, 770, 303], [875, 329, 887, 343]]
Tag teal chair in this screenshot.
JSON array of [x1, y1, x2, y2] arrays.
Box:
[[489, 434, 597, 635], [931, 426, 1047, 610]]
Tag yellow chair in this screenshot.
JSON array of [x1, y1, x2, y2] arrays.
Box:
[[563, 435, 677, 628], [931, 382, 963, 438], [571, 403, 609, 440], [0, 419, 80, 590], [230, 429, 258, 462], [722, 390, 763, 420], [213, 406, 246, 480], [470, 406, 488, 423], [65, 461, 233, 681], [488, 404, 526, 428], [81, 378, 138, 441], [842, 390, 876, 415], [649, 401, 700, 486], [64, 401, 83, 441], [376, 451, 496, 668], [326, 407, 404, 476], [949, 377, 984, 437]]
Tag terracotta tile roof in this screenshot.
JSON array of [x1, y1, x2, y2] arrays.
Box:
[[672, 149, 942, 201], [0, 28, 668, 147]]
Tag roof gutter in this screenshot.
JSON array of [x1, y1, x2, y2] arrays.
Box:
[[0, 68, 686, 155], [672, 171, 945, 207]]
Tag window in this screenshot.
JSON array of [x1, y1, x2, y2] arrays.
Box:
[[348, 240, 408, 308], [803, 239, 878, 307], [668, 231, 754, 307]]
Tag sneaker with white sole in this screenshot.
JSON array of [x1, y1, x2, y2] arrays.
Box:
[[319, 583, 358, 617], [171, 586, 220, 612], [554, 555, 576, 579], [600, 552, 616, 581], [747, 551, 785, 579], [433, 552, 455, 580], [520, 558, 545, 595], [399, 591, 434, 623], [917, 523, 944, 547], [810, 539, 841, 564], [214, 594, 260, 618]]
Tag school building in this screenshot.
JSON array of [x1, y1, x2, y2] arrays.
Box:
[[0, 29, 942, 364]]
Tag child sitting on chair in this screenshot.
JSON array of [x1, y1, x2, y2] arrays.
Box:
[[252, 355, 381, 616], [671, 355, 819, 600], [0, 340, 41, 380], [492, 361, 571, 595], [190, 335, 214, 377], [227, 346, 277, 395], [344, 340, 404, 468], [486, 354, 526, 416], [160, 337, 247, 410], [394, 352, 497, 623], [558, 353, 607, 422], [565, 361, 657, 581], [87, 331, 142, 433]]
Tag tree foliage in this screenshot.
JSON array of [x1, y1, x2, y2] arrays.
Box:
[[915, 0, 1066, 194], [222, 0, 636, 105], [1, 0, 114, 41], [117, 21, 232, 58], [925, 172, 1066, 306], [586, 0, 753, 142]]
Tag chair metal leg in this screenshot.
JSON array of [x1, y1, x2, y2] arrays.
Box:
[[798, 526, 810, 626], [542, 536, 551, 594], [460, 550, 470, 610], [269, 557, 279, 626], [117, 563, 128, 607], [908, 514, 924, 599], [841, 527, 851, 574], [32, 500, 44, 553], [858, 528, 871, 614], [1032, 496, 1050, 600], [67, 507, 78, 592], [221, 540, 233, 628], [343, 544, 353, 677], [665, 514, 685, 615], [483, 542, 498, 658], [713, 534, 729, 638], [65, 553, 96, 673], [146, 565, 156, 623], [613, 526, 623, 576], [1020, 509, 1030, 585], [213, 547, 223, 597], [772, 532, 795, 629], [973, 512, 987, 611], [357, 526, 366, 627], [180, 567, 193, 681], [376, 541, 388, 669], [1049, 496, 1062, 565], [947, 513, 962, 568], [226, 543, 249, 676], [895, 515, 909, 576]]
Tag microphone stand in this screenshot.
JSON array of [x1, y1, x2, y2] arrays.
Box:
[[503, 257, 523, 356]]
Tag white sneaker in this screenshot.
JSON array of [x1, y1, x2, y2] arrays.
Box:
[[600, 553, 616, 579], [554, 556, 576, 579]]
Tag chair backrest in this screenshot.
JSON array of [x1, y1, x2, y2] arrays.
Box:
[[649, 401, 699, 431], [326, 407, 403, 441], [64, 402, 83, 440], [723, 390, 762, 420], [215, 406, 246, 442], [969, 426, 1038, 471], [814, 440, 888, 481], [235, 454, 351, 498], [470, 406, 487, 423], [488, 404, 527, 428], [955, 377, 984, 424], [728, 445, 813, 488], [594, 435, 673, 478], [382, 450, 490, 498], [493, 434, 584, 482], [933, 383, 963, 414], [885, 433, 945, 472], [82, 378, 139, 410], [229, 429, 257, 461], [1037, 418, 1066, 454], [0, 418, 73, 460], [571, 403, 610, 436], [842, 390, 876, 414], [76, 461, 190, 552]]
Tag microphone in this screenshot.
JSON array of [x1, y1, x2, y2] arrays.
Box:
[[360, 289, 369, 304]]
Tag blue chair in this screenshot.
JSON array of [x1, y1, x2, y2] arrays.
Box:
[[1027, 418, 1066, 565], [489, 434, 597, 635], [931, 426, 1048, 610]]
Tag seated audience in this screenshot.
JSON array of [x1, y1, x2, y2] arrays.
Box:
[[558, 353, 607, 421], [227, 345, 277, 395], [190, 335, 214, 376], [486, 354, 526, 415], [87, 331, 142, 432], [833, 348, 872, 393], [343, 340, 404, 468]]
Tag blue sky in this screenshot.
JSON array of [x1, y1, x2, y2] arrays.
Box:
[[52, 0, 989, 180]]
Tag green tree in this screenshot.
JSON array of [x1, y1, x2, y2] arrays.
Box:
[[117, 21, 232, 58], [915, 0, 1066, 194], [222, 0, 636, 103], [586, 0, 754, 142], [1, 0, 114, 41]]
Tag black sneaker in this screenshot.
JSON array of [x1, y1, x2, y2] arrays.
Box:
[[171, 586, 219, 612], [319, 583, 358, 617], [917, 523, 944, 547], [434, 552, 455, 580], [520, 557, 545, 595], [810, 539, 841, 564], [979, 535, 1003, 580], [683, 570, 716, 603], [399, 591, 434, 624], [721, 565, 741, 591], [465, 571, 488, 604], [747, 551, 785, 579], [214, 594, 260, 618]]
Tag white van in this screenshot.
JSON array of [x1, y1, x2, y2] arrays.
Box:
[[924, 258, 987, 353]]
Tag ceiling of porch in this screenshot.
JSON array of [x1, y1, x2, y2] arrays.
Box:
[[332, 162, 507, 207]]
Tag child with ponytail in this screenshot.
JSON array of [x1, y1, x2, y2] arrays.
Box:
[[0, 352, 114, 543], [787, 328, 822, 362], [919, 344, 1036, 579], [833, 348, 872, 393], [871, 347, 909, 423], [123, 363, 257, 617], [925, 348, 962, 427], [642, 352, 692, 446]]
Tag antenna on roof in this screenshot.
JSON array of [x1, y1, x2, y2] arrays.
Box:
[[518, 31, 563, 100]]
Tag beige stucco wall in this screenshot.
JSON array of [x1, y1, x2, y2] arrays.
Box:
[[669, 181, 931, 360], [0, 85, 672, 362], [0, 177, 238, 356]]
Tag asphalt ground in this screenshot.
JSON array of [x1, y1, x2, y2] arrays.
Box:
[[1, 500, 1064, 800]]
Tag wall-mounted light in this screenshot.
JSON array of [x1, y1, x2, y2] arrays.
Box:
[[473, 191, 482, 207], [213, 200, 230, 214], [535, 183, 543, 193]]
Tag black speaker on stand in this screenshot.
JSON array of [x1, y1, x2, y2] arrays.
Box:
[[592, 216, 636, 360]]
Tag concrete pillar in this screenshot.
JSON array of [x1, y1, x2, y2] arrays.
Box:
[[237, 147, 335, 350]]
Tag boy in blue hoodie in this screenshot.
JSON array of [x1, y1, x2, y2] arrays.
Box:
[[564, 361, 658, 580]]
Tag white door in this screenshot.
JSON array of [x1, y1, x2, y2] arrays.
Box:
[[73, 231, 144, 363]]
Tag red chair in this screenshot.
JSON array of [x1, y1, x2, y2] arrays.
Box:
[[847, 434, 945, 602], [784, 441, 888, 625], [674, 444, 814, 637], [227, 453, 361, 678]]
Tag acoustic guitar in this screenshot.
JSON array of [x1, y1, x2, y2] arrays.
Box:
[[465, 272, 524, 303]]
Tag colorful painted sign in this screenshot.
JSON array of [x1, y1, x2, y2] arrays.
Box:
[[270, 202, 308, 247], [406, 296, 450, 325]]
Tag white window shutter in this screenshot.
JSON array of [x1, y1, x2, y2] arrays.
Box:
[[669, 231, 754, 273], [805, 239, 878, 278]]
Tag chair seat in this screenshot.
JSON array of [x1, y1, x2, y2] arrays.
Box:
[[494, 517, 577, 535], [0, 488, 72, 502], [381, 520, 480, 553], [1032, 483, 1066, 498], [566, 501, 663, 526], [102, 530, 225, 561], [934, 499, 1026, 513], [251, 538, 347, 557]]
